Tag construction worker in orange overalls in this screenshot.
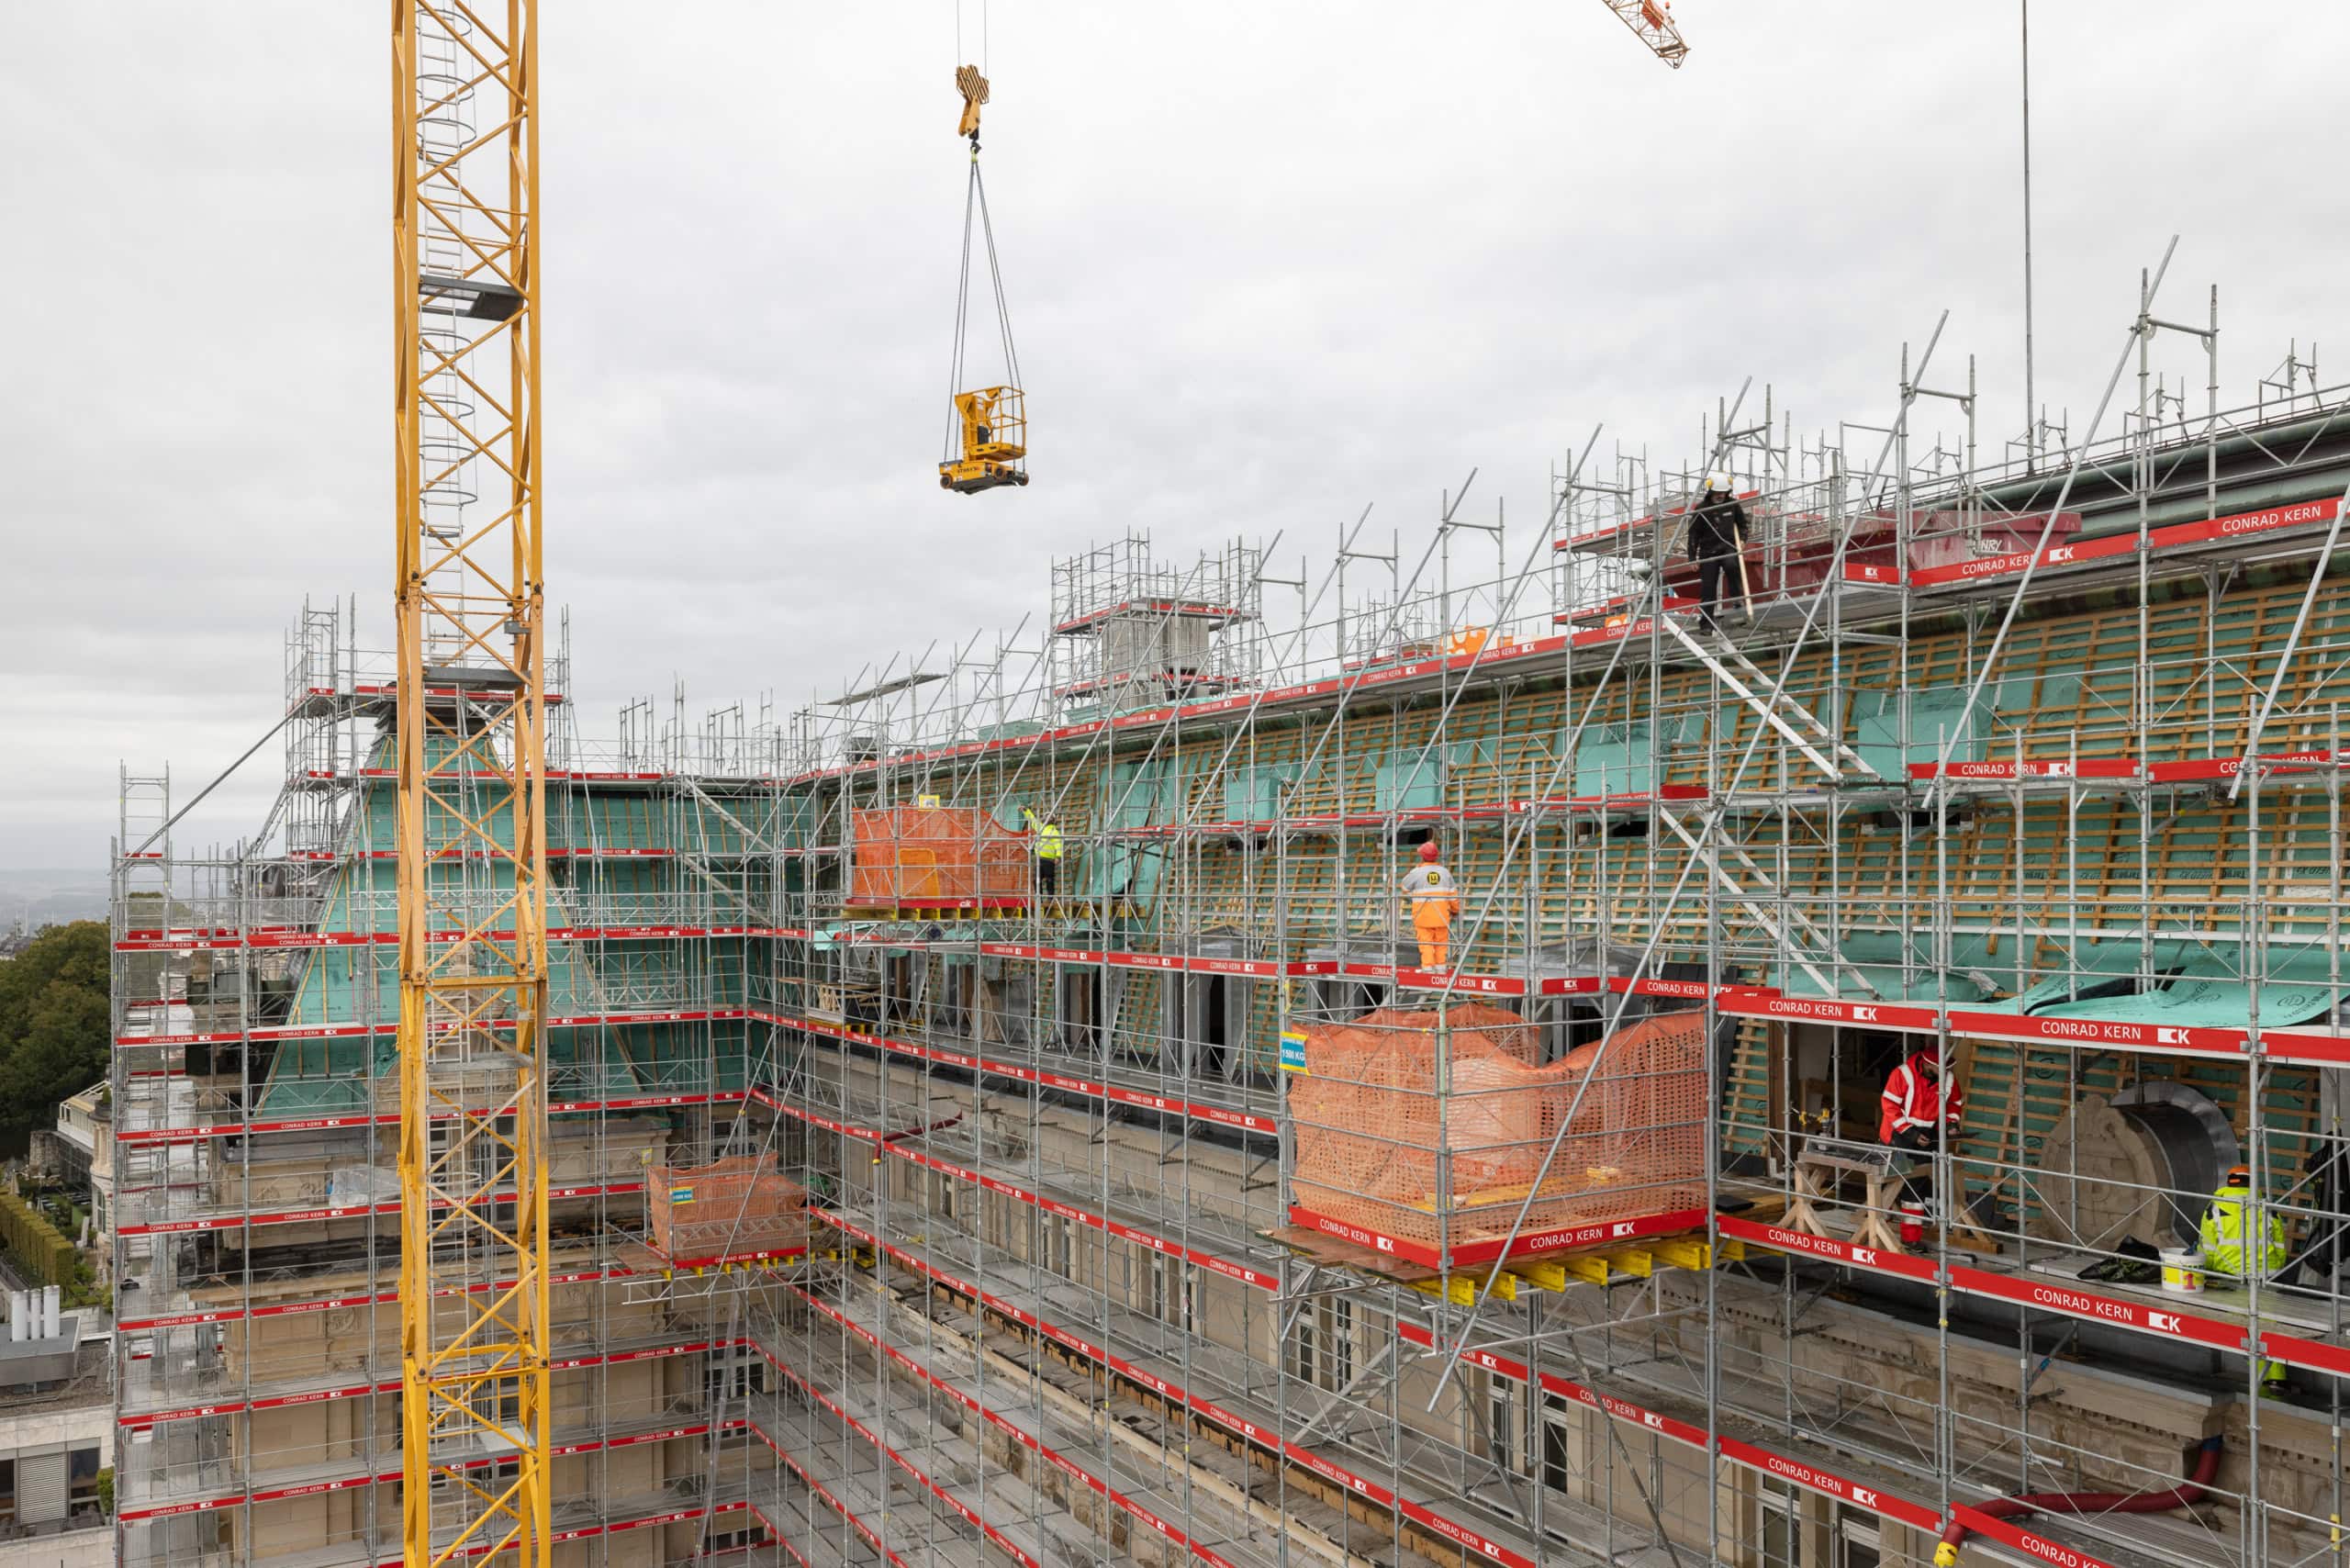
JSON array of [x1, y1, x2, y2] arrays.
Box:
[[1401, 841, 1462, 970]]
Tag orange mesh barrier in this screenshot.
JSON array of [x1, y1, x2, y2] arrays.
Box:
[[848, 805, 1029, 906], [1287, 1004, 1707, 1257], [646, 1155, 807, 1263]]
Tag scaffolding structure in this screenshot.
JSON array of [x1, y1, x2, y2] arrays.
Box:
[[110, 264, 2350, 1568], [108, 604, 808, 1567]]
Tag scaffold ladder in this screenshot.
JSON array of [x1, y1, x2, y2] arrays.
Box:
[[1660, 612, 1879, 780], [1651, 808, 1879, 999]]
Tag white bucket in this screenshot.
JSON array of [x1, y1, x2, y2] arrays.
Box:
[[2159, 1248, 2205, 1294]]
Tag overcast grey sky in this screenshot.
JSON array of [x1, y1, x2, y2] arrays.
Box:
[[3, 4, 2344, 869]]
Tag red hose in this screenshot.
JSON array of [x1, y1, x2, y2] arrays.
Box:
[[1935, 1436, 2221, 1563]]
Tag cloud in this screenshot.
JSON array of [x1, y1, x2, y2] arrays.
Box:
[[3, 2, 2343, 865]]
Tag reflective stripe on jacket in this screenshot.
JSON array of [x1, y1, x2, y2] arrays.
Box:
[[2200, 1185, 2288, 1277], [1035, 823, 1063, 860], [1878, 1055, 1961, 1143]]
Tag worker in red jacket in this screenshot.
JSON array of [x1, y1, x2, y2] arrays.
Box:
[[1879, 1049, 1962, 1226], [1878, 1049, 1962, 1151]]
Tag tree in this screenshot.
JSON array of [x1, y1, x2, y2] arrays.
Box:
[[0, 921, 108, 1148]]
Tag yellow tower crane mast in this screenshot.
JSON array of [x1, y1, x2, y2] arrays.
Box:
[[394, 3, 553, 1565]]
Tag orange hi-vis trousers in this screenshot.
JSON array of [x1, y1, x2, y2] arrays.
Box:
[[1412, 903, 1454, 969]]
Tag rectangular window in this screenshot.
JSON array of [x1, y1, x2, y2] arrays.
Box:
[[435, 1457, 520, 1504], [464, 1389, 520, 1435], [1042, 1215, 1072, 1279], [1291, 1300, 1354, 1391], [1539, 1393, 1573, 1497], [1487, 1374, 1515, 1471], [1759, 1481, 1796, 1568], [1836, 1507, 1881, 1568], [704, 1526, 764, 1554], [707, 1348, 766, 1405], [1329, 1299, 1355, 1386]]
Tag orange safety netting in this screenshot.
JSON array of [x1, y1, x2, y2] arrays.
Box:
[[1287, 1004, 1707, 1252], [848, 805, 1029, 905], [646, 1155, 807, 1262]]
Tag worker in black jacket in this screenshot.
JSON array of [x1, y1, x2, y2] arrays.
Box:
[[1686, 471, 1751, 633]]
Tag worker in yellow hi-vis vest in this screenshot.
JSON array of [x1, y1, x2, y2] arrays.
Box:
[[1400, 841, 1462, 970], [1022, 807, 1063, 900], [2201, 1163, 2289, 1395]]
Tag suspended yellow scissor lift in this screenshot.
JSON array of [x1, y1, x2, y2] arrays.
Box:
[[941, 63, 1029, 493], [944, 385, 1026, 493]]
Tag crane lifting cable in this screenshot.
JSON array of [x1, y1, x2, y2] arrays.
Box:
[[941, 63, 1028, 493]]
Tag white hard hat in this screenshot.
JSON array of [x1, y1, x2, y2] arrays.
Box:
[[1706, 470, 1732, 493]]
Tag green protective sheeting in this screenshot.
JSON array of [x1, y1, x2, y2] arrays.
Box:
[[1222, 763, 1296, 823], [255, 734, 753, 1114], [1773, 934, 1994, 1001], [1573, 713, 1705, 798], [1374, 740, 1490, 812], [1089, 842, 1165, 902], [1853, 685, 1993, 778], [1976, 938, 2338, 1025], [1773, 961, 1994, 1004], [1374, 750, 1447, 812], [1100, 758, 1171, 829], [1082, 758, 1172, 901], [1572, 721, 1651, 797]]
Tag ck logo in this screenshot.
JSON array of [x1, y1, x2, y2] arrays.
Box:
[[1375, 1237, 1394, 1252], [1850, 1006, 1878, 1023], [1641, 1412, 1663, 1430], [1613, 1222, 1636, 1238], [2148, 1312, 2182, 1333], [2156, 1027, 2188, 1045], [1852, 1248, 1877, 1267], [2049, 546, 2076, 563], [1852, 1488, 1878, 1509]]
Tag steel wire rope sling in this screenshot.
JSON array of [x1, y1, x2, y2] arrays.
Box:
[[942, 59, 1028, 492]]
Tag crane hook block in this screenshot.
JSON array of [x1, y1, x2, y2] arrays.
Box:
[[956, 64, 990, 139]]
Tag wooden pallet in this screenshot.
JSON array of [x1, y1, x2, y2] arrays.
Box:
[[1264, 1222, 1441, 1284]]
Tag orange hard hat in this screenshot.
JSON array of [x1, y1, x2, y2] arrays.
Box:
[[1417, 841, 1440, 862], [2224, 1163, 2252, 1185]]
